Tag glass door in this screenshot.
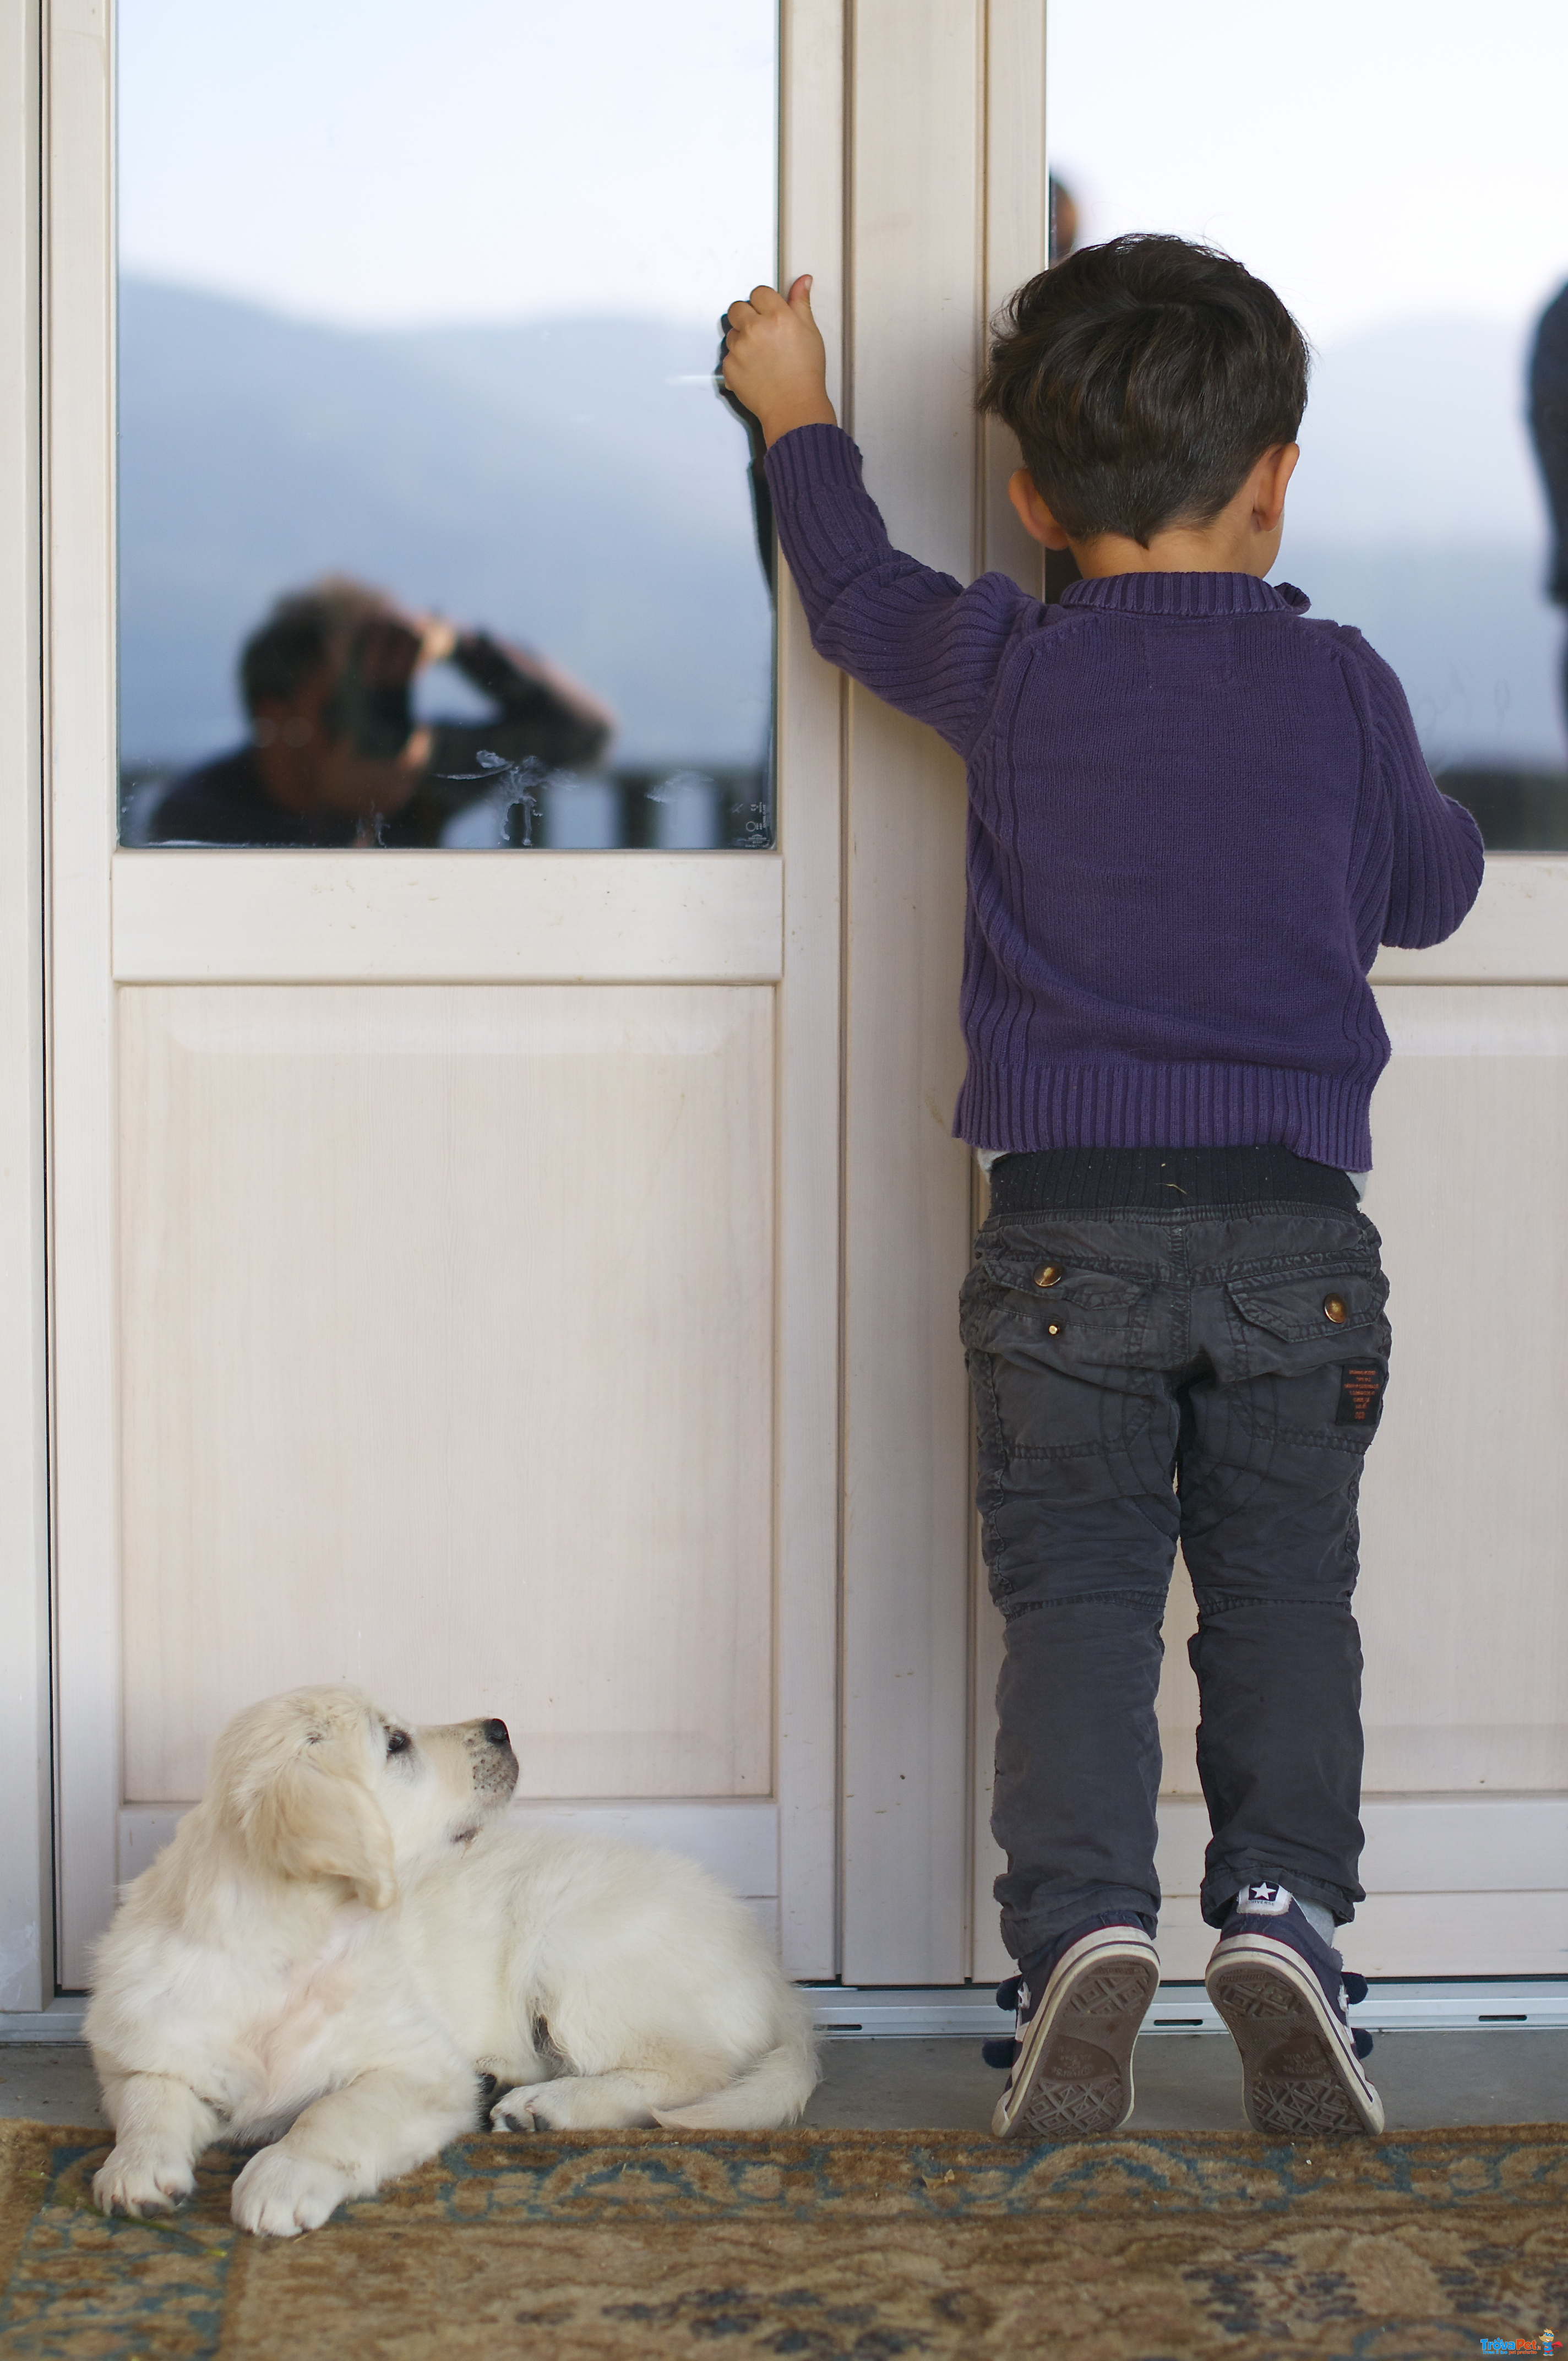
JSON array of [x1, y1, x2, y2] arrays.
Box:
[[116, 0, 778, 856], [40, 0, 1058, 2000], [967, 0, 1568, 1984], [48, 0, 845, 1985]]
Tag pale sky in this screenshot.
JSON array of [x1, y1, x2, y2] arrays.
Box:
[[118, 0, 777, 328], [122, 1, 1568, 348], [118, 4, 1568, 765], [1047, 0, 1568, 352]]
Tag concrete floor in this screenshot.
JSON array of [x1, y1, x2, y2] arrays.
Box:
[[807, 2031, 1568, 2132], [4, 2033, 1565, 2135], [0, 2048, 105, 2128]]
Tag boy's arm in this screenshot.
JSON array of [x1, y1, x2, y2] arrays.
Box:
[[1353, 639, 1485, 948], [723, 280, 1035, 754]]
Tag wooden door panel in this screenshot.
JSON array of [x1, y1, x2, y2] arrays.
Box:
[[1151, 995, 1568, 1799], [119, 982, 775, 1803], [1358, 986, 1568, 1790], [1150, 1797, 1568, 1980]]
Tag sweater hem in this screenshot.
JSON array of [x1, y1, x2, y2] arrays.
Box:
[[955, 1060, 1375, 1174]]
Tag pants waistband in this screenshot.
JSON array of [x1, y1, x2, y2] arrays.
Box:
[[984, 1145, 1360, 1216]]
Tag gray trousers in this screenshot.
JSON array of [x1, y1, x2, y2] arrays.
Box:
[[961, 1187, 1390, 1965]]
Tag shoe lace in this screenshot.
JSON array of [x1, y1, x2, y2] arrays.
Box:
[[1338, 1969, 1373, 2058], [983, 1975, 1027, 2070]]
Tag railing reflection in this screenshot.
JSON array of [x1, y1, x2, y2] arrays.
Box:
[[121, 759, 771, 851], [119, 569, 773, 851]]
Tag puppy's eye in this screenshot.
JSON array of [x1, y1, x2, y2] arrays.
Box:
[[386, 1730, 411, 1757]]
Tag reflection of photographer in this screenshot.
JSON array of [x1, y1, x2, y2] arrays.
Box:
[[145, 576, 614, 847], [1530, 282, 1568, 741]]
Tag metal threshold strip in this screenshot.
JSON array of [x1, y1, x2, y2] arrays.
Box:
[[0, 2001, 93, 2042], [803, 1981, 1568, 2038], [3, 1982, 1565, 2046]]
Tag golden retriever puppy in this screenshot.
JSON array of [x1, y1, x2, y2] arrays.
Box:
[[86, 1685, 818, 2237]]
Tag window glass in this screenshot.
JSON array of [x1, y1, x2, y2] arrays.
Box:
[[1048, 0, 1568, 850], [118, 0, 777, 849]]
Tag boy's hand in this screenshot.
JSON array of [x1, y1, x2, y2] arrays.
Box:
[[722, 276, 836, 447]]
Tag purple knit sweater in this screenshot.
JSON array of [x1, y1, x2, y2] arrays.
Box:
[[765, 425, 1485, 1170]]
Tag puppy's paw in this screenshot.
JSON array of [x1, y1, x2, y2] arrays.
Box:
[[92, 2144, 195, 2218], [489, 2080, 557, 2133], [492, 2076, 657, 2131], [231, 2146, 349, 2238]]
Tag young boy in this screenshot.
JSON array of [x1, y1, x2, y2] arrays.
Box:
[[723, 235, 1484, 2141]]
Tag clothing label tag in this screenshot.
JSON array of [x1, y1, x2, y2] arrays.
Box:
[[1336, 1361, 1387, 1429]]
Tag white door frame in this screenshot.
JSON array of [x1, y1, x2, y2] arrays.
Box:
[[836, 0, 1048, 1985], [0, 0, 52, 2017], [24, 0, 850, 1992], [21, 0, 1559, 2012], [2, 0, 1049, 2007], [16, 0, 1053, 2003]]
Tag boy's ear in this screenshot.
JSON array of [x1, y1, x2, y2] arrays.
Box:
[[1008, 469, 1074, 550], [1252, 442, 1300, 532]]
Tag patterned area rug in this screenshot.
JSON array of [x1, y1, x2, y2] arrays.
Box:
[[0, 2119, 1563, 2358]]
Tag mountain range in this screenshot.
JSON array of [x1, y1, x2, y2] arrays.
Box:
[[119, 280, 1567, 774]]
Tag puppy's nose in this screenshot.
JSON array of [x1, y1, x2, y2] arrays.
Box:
[[482, 1719, 510, 1747]]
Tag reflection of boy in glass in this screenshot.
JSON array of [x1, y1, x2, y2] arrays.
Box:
[[145, 576, 614, 846], [1528, 284, 1568, 739]]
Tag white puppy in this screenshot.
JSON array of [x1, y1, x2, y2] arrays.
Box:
[[86, 1685, 818, 2237]]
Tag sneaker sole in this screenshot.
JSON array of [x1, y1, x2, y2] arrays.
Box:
[[992, 1929, 1160, 2140], [1206, 1935, 1385, 2137]]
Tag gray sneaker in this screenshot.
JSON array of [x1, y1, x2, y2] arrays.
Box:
[[989, 1919, 1160, 2139], [1205, 1882, 1384, 2136]]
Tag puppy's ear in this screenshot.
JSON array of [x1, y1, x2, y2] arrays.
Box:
[[243, 1750, 398, 1911]]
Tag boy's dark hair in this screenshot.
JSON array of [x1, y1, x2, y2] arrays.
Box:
[[977, 234, 1309, 546]]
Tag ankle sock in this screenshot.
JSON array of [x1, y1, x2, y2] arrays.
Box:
[[1298, 1898, 1338, 1947]]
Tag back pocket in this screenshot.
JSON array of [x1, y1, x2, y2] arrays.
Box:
[[1225, 1268, 1389, 1380], [964, 1242, 1152, 1364]]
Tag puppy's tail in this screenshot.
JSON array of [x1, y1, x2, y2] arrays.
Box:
[[652, 2010, 819, 2131]]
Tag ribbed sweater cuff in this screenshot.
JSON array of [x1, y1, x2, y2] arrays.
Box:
[[762, 421, 865, 501]]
